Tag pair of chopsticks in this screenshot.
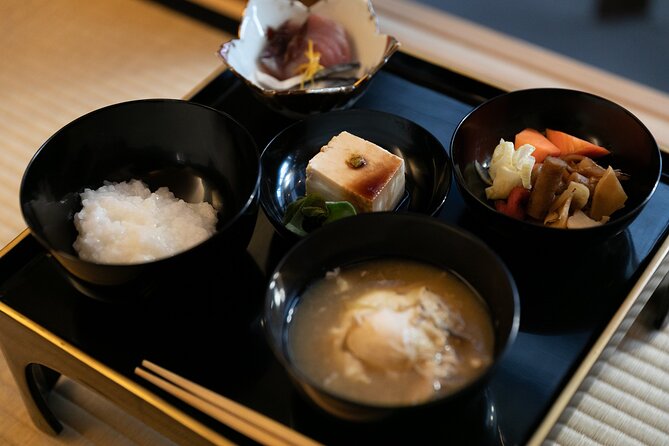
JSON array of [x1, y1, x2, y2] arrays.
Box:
[[135, 360, 321, 446]]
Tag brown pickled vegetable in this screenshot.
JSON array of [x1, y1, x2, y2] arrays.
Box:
[[544, 193, 572, 228], [575, 157, 607, 178], [485, 128, 630, 228], [544, 182, 590, 228], [526, 156, 568, 220]]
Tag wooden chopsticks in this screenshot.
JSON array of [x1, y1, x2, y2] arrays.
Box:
[[134, 360, 322, 446]]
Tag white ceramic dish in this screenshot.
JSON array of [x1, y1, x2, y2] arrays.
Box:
[[219, 0, 399, 117]]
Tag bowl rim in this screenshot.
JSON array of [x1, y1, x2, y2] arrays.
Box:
[[259, 107, 452, 239], [264, 211, 520, 412], [19, 98, 262, 267], [449, 87, 662, 233]]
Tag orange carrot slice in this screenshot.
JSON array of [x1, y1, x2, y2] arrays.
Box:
[[545, 129, 610, 158], [514, 128, 561, 163]]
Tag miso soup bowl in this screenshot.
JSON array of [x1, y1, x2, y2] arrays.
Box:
[[20, 99, 260, 293], [450, 88, 661, 244], [264, 212, 519, 421]]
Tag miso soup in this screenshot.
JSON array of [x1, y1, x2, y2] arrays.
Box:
[[288, 258, 494, 406]]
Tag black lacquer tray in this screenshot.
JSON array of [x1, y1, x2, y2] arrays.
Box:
[[2, 52, 669, 445]]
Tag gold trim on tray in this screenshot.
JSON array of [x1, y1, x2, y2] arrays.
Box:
[[0, 301, 235, 446], [527, 234, 669, 445], [184, 65, 228, 101], [0, 229, 30, 258]]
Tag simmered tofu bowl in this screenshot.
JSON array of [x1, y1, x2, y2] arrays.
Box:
[[260, 109, 452, 239]]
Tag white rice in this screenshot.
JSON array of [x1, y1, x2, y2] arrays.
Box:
[[73, 180, 218, 264]]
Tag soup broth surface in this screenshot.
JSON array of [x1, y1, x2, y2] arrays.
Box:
[[288, 258, 495, 406]]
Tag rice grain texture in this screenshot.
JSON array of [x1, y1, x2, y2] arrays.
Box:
[[73, 180, 217, 264]]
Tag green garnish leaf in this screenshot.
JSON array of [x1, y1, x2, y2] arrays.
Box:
[[285, 219, 309, 237], [323, 201, 357, 224], [283, 193, 357, 236], [301, 205, 328, 219]]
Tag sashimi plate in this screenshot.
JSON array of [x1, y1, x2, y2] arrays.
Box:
[[219, 0, 399, 117]]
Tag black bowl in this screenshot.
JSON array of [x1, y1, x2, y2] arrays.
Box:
[[264, 212, 519, 421], [260, 109, 452, 239], [20, 99, 260, 290], [450, 88, 661, 243]]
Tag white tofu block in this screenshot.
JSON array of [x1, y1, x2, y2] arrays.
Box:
[[306, 131, 405, 212]]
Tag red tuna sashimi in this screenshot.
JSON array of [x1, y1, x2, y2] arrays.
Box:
[[260, 14, 352, 81], [302, 13, 351, 67]]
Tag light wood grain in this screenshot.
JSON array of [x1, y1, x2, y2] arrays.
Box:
[[0, 0, 230, 444], [136, 361, 322, 446]]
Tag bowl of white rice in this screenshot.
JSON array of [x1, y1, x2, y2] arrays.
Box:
[[20, 99, 260, 291]]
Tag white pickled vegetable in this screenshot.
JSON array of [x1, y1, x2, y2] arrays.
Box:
[[488, 139, 515, 181], [514, 144, 536, 189], [486, 166, 523, 200], [485, 139, 536, 200], [567, 210, 605, 229]]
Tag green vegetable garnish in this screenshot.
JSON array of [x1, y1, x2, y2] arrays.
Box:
[[284, 194, 356, 236]]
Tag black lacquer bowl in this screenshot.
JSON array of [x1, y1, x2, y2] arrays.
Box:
[[450, 88, 661, 244], [260, 109, 452, 240], [20, 99, 260, 291], [265, 212, 519, 421]]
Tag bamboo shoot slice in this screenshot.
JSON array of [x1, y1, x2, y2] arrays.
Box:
[[590, 166, 627, 220]]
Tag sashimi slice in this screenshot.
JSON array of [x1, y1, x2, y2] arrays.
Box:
[[261, 14, 352, 81], [514, 128, 560, 163], [303, 14, 351, 67], [545, 129, 610, 158]]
